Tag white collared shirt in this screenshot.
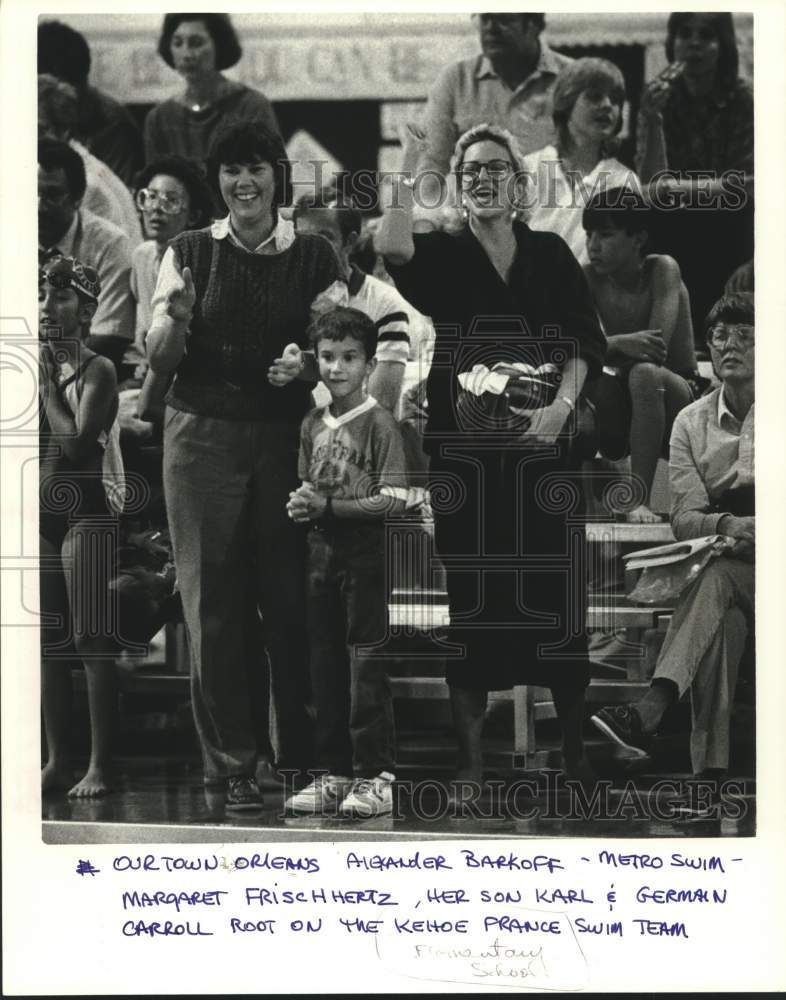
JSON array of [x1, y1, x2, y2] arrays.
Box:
[[71, 138, 143, 246], [669, 385, 754, 540], [209, 214, 296, 254]]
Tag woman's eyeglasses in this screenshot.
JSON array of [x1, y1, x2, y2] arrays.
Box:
[[135, 188, 187, 215], [458, 160, 513, 184], [706, 324, 755, 348]]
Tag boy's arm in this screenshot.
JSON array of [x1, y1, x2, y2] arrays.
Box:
[[288, 485, 405, 521], [646, 255, 682, 351], [288, 415, 409, 521], [605, 256, 682, 365]]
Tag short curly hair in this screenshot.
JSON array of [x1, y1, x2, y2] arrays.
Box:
[[157, 14, 242, 72], [206, 120, 293, 212], [134, 156, 214, 229], [450, 123, 529, 212], [309, 306, 378, 360]]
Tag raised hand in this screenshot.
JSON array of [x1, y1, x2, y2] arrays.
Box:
[[38, 342, 56, 391], [398, 122, 428, 178], [268, 343, 304, 386], [640, 61, 685, 118], [166, 265, 196, 324]]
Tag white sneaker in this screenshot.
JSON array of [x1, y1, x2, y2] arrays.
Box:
[[339, 772, 395, 818], [285, 774, 353, 815]]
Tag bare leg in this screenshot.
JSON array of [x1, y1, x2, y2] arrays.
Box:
[[61, 523, 118, 798], [627, 364, 691, 522], [68, 649, 117, 798], [449, 686, 487, 783], [40, 533, 75, 793]]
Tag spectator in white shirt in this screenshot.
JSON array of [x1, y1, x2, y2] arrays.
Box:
[[39, 139, 135, 377]]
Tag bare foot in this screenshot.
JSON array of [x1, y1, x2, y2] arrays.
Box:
[[68, 767, 112, 798], [627, 504, 662, 524], [42, 761, 74, 794]]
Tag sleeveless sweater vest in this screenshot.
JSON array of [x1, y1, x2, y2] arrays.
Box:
[[166, 228, 339, 422]]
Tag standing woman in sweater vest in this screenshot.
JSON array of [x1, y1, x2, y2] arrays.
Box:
[[147, 122, 344, 810]]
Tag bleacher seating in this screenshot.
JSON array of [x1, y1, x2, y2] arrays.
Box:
[[106, 519, 677, 765]]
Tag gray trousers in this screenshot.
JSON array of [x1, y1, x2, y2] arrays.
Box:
[[163, 408, 312, 781], [655, 556, 754, 773]]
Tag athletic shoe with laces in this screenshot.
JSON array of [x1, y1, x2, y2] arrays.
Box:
[[590, 705, 652, 758], [285, 774, 353, 815], [339, 772, 395, 818], [225, 775, 263, 811]]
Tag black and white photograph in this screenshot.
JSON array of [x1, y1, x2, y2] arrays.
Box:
[[2, 2, 784, 995]]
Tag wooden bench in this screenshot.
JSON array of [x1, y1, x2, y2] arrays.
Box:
[[138, 521, 677, 763], [383, 519, 676, 759]]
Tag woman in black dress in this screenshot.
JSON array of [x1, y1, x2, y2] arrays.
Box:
[[377, 123, 606, 787]]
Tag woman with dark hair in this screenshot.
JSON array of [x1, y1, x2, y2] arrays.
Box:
[[377, 122, 606, 795], [146, 121, 345, 809], [636, 13, 753, 181], [522, 57, 641, 264], [144, 14, 279, 164], [635, 13, 753, 339]]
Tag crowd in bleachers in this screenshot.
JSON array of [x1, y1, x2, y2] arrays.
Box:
[[37, 13, 754, 819]]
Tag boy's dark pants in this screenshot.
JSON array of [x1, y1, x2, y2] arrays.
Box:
[[307, 524, 395, 778]]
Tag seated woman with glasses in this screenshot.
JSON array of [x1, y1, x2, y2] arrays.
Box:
[[377, 122, 606, 796], [131, 156, 214, 421], [592, 293, 754, 788]]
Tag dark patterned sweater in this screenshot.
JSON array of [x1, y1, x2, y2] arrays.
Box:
[[166, 229, 340, 422]]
